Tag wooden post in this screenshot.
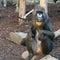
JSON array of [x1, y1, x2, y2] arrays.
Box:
[[3, 0, 7, 7], [18, 0, 26, 24], [15, 0, 19, 12], [39, 0, 48, 13]]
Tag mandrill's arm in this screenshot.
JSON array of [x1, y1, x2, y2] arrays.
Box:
[[39, 30, 55, 40]]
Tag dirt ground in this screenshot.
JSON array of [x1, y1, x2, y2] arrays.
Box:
[[0, 3, 60, 60]]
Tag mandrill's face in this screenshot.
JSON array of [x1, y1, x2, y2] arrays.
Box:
[[33, 11, 44, 27]]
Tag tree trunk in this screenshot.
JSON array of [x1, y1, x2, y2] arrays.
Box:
[[39, 0, 48, 13], [18, 0, 26, 24]]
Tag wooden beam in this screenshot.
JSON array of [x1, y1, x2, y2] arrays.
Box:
[[39, 0, 48, 13]]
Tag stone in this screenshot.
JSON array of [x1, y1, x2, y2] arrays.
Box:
[[21, 51, 29, 60], [40, 55, 58, 60], [54, 29, 60, 38], [10, 32, 27, 45]]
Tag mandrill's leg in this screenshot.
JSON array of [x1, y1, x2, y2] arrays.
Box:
[[54, 29, 60, 38]]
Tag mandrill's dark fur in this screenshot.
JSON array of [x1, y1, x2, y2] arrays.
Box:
[[21, 6, 55, 59], [53, 0, 57, 3]]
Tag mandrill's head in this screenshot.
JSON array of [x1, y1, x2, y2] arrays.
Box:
[[32, 6, 46, 28]]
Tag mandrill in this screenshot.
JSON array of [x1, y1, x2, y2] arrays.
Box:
[[21, 6, 55, 60]]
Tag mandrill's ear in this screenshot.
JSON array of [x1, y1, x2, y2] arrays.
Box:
[[53, 0, 57, 3]]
